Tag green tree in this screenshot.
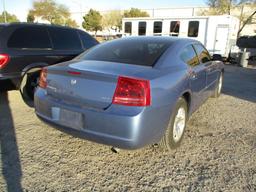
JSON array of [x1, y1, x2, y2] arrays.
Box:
[[31, 0, 78, 27], [202, 0, 256, 36], [238, 10, 256, 35], [65, 18, 79, 28], [0, 11, 19, 23], [102, 10, 122, 31], [82, 9, 102, 34], [123, 8, 149, 18], [202, 0, 256, 15], [27, 10, 35, 23]]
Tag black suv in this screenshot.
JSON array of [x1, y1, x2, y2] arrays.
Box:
[[0, 23, 98, 99]]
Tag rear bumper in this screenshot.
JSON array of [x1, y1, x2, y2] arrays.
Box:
[[34, 88, 173, 149]]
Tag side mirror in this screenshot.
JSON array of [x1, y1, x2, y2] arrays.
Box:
[[212, 54, 223, 61]]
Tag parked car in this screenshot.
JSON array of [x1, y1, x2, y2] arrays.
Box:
[[34, 37, 224, 150], [0, 23, 98, 100]]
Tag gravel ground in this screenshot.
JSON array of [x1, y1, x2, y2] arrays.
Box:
[[0, 65, 256, 192]]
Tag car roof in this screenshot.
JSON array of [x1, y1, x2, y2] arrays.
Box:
[[117, 36, 200, 46], [0, 22, 77, 30]]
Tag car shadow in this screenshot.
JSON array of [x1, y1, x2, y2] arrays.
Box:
[[222, 65, 256, 103], [0, 92, 23, 192]]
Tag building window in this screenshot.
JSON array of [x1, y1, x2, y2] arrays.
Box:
[[188, 21, 199, 37], [124, 22, 132, 34], [138, 22, 146, 36], [153, 21, 162, 36], [170, 21, 180, 36]]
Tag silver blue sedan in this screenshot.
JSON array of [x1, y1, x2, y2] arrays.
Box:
[[34, 37, 224, 150]]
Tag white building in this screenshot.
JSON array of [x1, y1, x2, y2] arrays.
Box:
[[122, 15, 240, 57], [70, 5, 254, 36]]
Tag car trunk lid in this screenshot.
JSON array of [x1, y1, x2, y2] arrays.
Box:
[[45, 60, 157, 110]]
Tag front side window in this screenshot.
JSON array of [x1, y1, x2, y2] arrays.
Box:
[[193, 44, 211, 63], [153, 21, 162, 35], [138, 22, 146, 36], [78, 31, 98, 50], [124, 22, 132, 34], [8, 26, 52, 49], [48, 28, 82, 50], [188, 21, 199, 37], [170, 21, 180, 36], [180, 45, 199, 66]]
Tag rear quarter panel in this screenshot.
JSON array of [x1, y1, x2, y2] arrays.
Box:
[[148, 64, 190, 140]]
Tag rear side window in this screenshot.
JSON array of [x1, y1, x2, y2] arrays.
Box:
[[78, 31, 98, 49], [193, 44, 211, 63], [170, 21, 180, 36], [188, 21, 199, 37], [124, 22, 132, 34], [180, 45, 199, 66], [8, 26, 51, 49], [49, 27, 82, 50], [80, 39, 172, 66], [138, 22, 146, 36]]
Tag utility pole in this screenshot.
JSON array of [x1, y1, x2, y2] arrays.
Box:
[[71, 0, 84, 28], [72, 0, 83, 18], [228, 0, 232, 15], [2, 0, 7, 23]]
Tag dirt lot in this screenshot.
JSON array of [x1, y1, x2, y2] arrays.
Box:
[[0, 65, 256, 192]]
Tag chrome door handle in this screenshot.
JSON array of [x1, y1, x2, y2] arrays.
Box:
[[191, 74, 197, 79], [206, 68, 213, 72], [190, 72, 197, 79]]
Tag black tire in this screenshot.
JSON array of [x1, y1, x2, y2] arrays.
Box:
[[159, 97, 188, 151], [213, 72, 223, 98], [20, 71, 40, 101]]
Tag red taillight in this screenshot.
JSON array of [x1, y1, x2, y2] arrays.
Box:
[[39, 68, 47, 89], [68, 71, 81, 75], [112, 76, 151, 106], [0, 54, 10, 69]]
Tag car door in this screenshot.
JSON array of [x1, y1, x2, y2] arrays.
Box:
[[193, 43, 219, 94], [180, 44, 207, 110]]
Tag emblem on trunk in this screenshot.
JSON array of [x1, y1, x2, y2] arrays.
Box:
[[71, 79, 77, 85]]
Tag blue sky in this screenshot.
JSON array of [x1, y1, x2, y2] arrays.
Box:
[[0, 0, 207, 21]]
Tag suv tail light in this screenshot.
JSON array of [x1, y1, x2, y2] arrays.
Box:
[[112, 76, 151, 106], [0, 54, 10, 69], [39, 68, 47, 89]]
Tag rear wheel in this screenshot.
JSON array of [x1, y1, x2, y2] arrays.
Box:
[[159, 97, 188, 151], [20, 69, 41, 101]]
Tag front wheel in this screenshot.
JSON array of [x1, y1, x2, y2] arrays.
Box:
[[159, 97, 188, 151]]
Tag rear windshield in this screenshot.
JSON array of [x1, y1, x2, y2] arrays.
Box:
[[79, 38, 172, 66]]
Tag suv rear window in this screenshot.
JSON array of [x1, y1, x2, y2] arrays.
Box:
[[8, 26, 52, 49], [48, 28, 82, 50], [80, 38, 171, 66]]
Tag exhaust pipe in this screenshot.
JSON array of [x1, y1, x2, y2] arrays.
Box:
[[111, 147, 120, 153]]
